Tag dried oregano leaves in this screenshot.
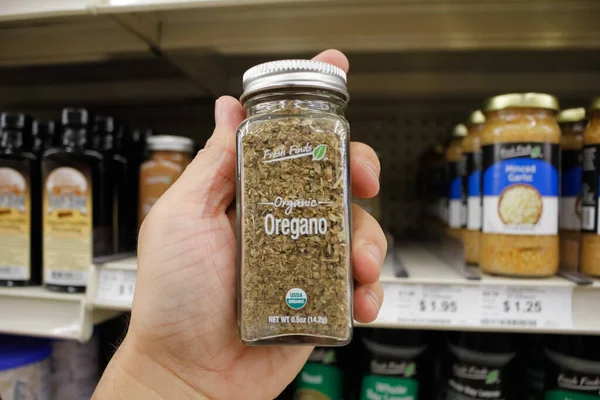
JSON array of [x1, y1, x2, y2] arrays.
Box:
[[239, 102, 352, 344]]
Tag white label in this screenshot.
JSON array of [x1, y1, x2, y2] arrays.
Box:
[[582, 206, 596, 231], [448, 200, 463, 228], [377, 284, 481, 326], [483, 196, 558, 235], [0, 265, 29, 280], [559, 197, 581, 230], [96, 269, 136, 307], [480, 286, 573, 329], [45, 270, 88, 287], [467, 196, 481, 230]]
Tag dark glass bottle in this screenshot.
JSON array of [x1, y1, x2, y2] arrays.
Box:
[[131, 128, 152, 232], [42, 108, 112, 293], [0, 112, 41, 287], [32, 120, 59, 154]]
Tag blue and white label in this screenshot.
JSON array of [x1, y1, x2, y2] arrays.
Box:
[[482, 143, 559, 235], [466, 152, 482, 230], [560, 149, 582, 231], [286, 288, 307, 310]]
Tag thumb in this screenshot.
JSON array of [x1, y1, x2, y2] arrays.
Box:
[[170, 96, 246, 215]]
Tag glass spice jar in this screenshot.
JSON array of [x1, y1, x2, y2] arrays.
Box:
[[446, 124, 467, 240], [237, 60, 353, 346], [462, 110, 485, 265], [557, 108, 586, 271], [480, 93, 560, 277], [581, 99, 600, 276]]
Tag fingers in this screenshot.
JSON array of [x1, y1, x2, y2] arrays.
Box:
[[354, 282, 384, 323], [169, 96, 245, 215], [312, 49, 350, 73], [351, 142, 381, 199], [352, 204, 387, 284]]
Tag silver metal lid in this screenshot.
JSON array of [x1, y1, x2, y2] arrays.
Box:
[[241, 59, 349, 103], [147, 135, 195, 153]]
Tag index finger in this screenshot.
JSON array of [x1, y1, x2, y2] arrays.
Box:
[[312, 49, 350, 73]]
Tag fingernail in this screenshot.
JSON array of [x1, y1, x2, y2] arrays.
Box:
[[366, 244, 382, 265], [215, 99, 224, 125], [364, 288, 380, 311], [362, 160, 380, 182]]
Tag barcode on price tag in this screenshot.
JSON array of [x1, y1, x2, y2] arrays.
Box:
[[480, 286, 573, 329], [96, 269, 137, 307]]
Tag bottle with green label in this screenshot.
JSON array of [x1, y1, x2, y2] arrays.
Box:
[[360, 329, 433, 400], [294, 347, 343, 400], [443, 332, 517, 400], [543, 335, 600, 400]]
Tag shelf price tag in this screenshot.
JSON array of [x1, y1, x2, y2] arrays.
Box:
[[377, 284, 481, 326], [96, 269, 137, 307], [480, 286, 573, 329]]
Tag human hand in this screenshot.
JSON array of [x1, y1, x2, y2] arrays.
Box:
[[93, 50, 386, 400]]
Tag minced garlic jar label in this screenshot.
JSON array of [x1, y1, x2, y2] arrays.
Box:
[[482, 142, 559, 235], [448, 158, 466, 228], [43, 165, 92, 286], [582, 145, 600, 234], [465, 152, 482, 231], [0, 164, 31, 280], [560, 149, 583, 231]]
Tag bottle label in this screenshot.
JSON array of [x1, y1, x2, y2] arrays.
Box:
[[582, 145, 600, 234], [545, 390, 599, 400], [545, 349, 600, 399], [449, 158, 467, 228], [560, 149, 583, 231], [138, 159, 183, 224], [482, 143, 559, 235], [360, 375, 418, 400], [465, 152, 482, 231], [447, 361, 506, 399], [43, 165, 92, 286], [294, 362, 343, 400], [0, 164, 31, 280]]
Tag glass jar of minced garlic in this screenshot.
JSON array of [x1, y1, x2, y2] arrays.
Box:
[[557, 108, 586, 271], [480, 93, 560, 277], [446, 124, 468, 240], [581, 99, 600, 276], [462, 110, 485, 264]]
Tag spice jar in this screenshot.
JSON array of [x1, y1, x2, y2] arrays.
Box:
[[462, 110, 485, 264], [237, 60, 353, 346], [446, 124, 467, 240], [557, 108, 586, 271], [480, 93, 560, 277], [138, 135, 194, 225], [581, 99, 600, 276]]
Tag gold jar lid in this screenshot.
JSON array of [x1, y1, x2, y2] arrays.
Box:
[[484, 93, 559, 112], [467, 110, 485, 126], [588, 97, 600, 113], [557, 107, 586, 123], [452, 123, 468, 138]]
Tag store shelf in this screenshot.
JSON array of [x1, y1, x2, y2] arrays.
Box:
[[365, 243, 600, 335], [0, 286, 120, 341]]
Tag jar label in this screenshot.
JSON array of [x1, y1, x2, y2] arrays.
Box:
[[448, 158, 467, 228], [360, 375, 419, 400], [294, 362, 343, 400], [43, 164, 92, 287], [482, 143, 559, 235], [139, 159, 184, 224], [545, 348, 600, 398], [0, 164, 31, 281], [447, 361, 508, 400], [581, 145, 600, 234], [560, 149, 583, 231], [545, 391, 599, 400], [466, 152, 482, 231]]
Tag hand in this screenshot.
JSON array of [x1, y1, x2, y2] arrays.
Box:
[[93, 50, 386, 400]]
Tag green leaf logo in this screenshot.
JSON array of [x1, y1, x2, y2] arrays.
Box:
[[486, 370, 499, 384], [312, 144, 327, 161], [531, 146, 541, 158], [405, 362, 416, 378], [322, 350, 336, 365]]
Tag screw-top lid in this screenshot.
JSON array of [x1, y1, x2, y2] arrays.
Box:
[[484, 93, 559, 113], [1, 112, 32, 131], [452, 123, 468, 138], [241, 59, 349, 103], [147, 135, 194, 153], [94, 115, 116, 133], [467, 110, 486, 126], [33, 120, 57, 137], [557, 107, 586, 124], [61, 107, 90, 127]]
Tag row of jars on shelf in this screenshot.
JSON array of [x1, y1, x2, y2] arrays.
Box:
[[419, 93, 599, 278]]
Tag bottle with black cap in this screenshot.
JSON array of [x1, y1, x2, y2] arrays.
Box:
[[32, 120, 59, 154], [0, 112, 42, 287], [42, 107, 112, 293]]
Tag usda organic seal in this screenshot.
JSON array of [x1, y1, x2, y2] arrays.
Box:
[[286, 288, 307, 310]]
